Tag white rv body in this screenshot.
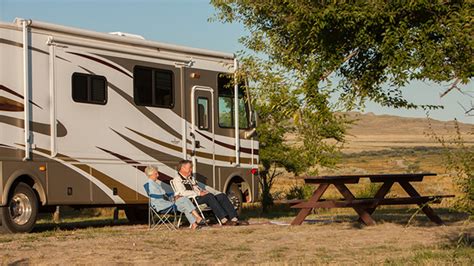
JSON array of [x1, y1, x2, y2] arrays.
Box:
[[0, 19, 259, 232]]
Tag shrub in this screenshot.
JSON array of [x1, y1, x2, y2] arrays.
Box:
[[356, 183, 382, 199], [428, 119, 473, 215], [286, 184, 314, 200]]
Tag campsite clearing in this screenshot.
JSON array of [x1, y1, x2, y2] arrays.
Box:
[[0, 208, 472, 264]]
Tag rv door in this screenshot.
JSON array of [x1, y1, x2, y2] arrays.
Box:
[[190, 86, 215, 185]]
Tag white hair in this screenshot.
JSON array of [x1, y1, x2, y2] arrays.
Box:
[[144, 165, 158, 177]]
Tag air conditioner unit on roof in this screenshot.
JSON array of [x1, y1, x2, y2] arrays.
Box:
[[109, 31, 145, 40]]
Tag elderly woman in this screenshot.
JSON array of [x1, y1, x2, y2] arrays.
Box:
[[144, 166, 205, 230]]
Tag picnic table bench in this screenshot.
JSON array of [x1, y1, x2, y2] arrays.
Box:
[[290, 173, 454, 226]]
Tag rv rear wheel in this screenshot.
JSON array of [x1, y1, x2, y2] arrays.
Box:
[[0, 182, 39, 233], [227, 183, 243, 214]]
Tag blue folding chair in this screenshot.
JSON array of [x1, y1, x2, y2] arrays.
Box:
[[143, 183, 182, 230]]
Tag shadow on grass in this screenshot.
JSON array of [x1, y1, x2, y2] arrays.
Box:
[[32, 218, 133, 233], [442, 217, 473, 249], [241, 203, 470, 227], [240, 203, 299, 221], [30, 208, 137, 233], [29, 205, 470, 233]]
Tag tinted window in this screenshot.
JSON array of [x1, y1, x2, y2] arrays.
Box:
[[197, 97, 209, 130], [134, 66, 174, 108], [134, 67, 153, 106], [218, 96, 233, 128], [238, 97, 249, 128], [72, 73, 107, 105], [217, 73, 249, 129]]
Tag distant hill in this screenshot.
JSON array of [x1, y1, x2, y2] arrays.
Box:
[[345, 112, 473, 136], [342, 112, 473, 153]]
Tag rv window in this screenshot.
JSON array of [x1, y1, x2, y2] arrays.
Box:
[[134, 67, 153, 106], [217, 73, 250, 129], [72, 73, 107, 105], [238, 97, 249, 128], [134, 66, 174, 108], [197, 97, 209, 130], [218, 96, 233, 128]]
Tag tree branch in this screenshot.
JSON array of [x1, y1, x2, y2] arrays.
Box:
[[458, 101, 474, 116], [320, 49, 359, 81], [268, 163, 282, 187], [440, 78, 461, 98]]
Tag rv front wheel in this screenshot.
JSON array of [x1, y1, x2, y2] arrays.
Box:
[[1, 182, 39, 233]]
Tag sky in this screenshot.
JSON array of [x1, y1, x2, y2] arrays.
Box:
[[0, 0, 472, 124]]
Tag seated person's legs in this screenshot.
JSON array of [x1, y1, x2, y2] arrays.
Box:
[[175, 197, 204, 229], [175, 197, 196, 224], [196, 181, 246, 224], [196, 193, 227, 222], [215, 193, 238, 220]]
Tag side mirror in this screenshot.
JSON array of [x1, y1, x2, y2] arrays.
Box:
[[244, 128, 258, 139]]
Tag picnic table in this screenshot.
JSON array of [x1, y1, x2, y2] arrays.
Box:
[[290, 173, 454, 226]]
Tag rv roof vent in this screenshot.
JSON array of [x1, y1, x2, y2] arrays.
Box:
[[109, 32, 145, 40]]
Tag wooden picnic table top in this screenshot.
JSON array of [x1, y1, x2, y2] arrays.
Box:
[[300, 172, 437, 184]]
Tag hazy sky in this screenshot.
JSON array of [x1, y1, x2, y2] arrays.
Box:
[[1, 0, 472, 123]]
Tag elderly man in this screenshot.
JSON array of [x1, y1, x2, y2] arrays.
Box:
[[144, 166, 205, 230], [171, 160, 247, 226]]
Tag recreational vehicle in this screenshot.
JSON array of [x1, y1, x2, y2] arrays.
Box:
[[0, 18, 259, 233]]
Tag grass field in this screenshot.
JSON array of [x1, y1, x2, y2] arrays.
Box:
[[0, 206, 472, 264], [271, 147, 462, 204], [1, 153, 472, 265], [1, 114, 472, 264]]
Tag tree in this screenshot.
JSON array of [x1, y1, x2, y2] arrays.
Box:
[[211, 0, 473, 110], [211, 1, 472, 211], [238, 57, 345, 212], [428, 120, 473, 215]]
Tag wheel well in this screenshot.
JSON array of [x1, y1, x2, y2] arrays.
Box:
[[225, 176, 251, 203], [225, 176, 245, 193], [8, 175, 44, 206]]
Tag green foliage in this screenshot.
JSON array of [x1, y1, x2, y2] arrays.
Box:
[[356, 183, 382, 199], [286, 184, 314, 200], [407, 160, 422, 173], [211, 0, 473, 110], [428, 119, 474, 215], [211, 0, 473, 212], [242, 56, 347, 211]]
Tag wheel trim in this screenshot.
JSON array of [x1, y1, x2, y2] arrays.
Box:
[[9, 193, 32, 226], [227, 193, 241, 210]]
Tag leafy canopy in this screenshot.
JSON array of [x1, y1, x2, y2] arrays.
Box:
[[212, 0, 473, 110]]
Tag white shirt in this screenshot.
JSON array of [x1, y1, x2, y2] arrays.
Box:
[[171, 172, 200, 198], [171, 172, 223, 198]]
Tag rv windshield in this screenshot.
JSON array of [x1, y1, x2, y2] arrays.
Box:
[[217, 74, 250, 129]]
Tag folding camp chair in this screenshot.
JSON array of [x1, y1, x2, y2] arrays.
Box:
[[170, 181, 222, 226], [143, 183, 182, 230]]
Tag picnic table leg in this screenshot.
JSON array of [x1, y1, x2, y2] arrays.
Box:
[[399, 181, 444, 225], [334, 183, 376, 226], [291, 183, 329, 225], [366, 181, 394, 215]]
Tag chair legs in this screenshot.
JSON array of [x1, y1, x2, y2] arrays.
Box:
[[148, 205, 178, 231], [176, 212, 183, 229], [191, 197, 222, 226]]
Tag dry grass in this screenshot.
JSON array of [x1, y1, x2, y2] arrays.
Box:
[[1, 113, 472, 264], [272, 147, 462, 203], [0, 209, 472, 264]]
